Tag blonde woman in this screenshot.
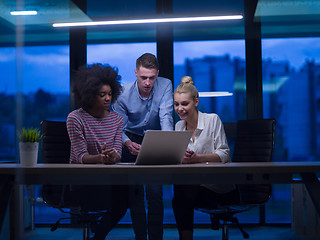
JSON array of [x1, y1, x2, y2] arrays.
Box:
[[172, 76, 239, 240]]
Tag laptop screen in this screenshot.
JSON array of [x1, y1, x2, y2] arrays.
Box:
[[135, 130, 192, 165]]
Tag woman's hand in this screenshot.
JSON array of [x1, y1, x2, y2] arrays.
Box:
[[103, 148, 120, 164], [81, 144, 120, 164], [182, 150, 199, 164], [100, 143, 120, 164]]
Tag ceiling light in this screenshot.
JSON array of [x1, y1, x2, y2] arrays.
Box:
[[10, 10, 38, 16], [199, 92, 233, 97], [52, 15, 243, 27]]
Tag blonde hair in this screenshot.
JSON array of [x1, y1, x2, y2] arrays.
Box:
[[174, 76, 199, 100]]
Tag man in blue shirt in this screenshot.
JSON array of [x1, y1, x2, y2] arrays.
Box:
[[112, 53, 174, 240]]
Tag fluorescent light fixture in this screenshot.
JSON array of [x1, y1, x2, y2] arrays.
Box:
[[199, 92, 233, 97], [52, 15, 243, 27], [10, 10, 38, 16]]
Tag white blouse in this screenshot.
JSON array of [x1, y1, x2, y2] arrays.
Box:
[[175, 111, 235, 193], [175, 111, 230, 163]]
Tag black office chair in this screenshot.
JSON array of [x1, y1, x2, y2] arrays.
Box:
[[197, 119, 276, 240], [41, 120, 104, 240]]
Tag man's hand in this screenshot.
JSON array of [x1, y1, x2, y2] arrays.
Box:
[[125, 140, 141, 156]]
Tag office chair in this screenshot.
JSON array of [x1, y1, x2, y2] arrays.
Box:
[[197, 119, 276, 240], [41, 120, 104, 240]]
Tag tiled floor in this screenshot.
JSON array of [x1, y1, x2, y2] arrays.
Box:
[[22, 225, 317, 240]]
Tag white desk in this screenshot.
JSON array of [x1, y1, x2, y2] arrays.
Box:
[[1, 161, 320, 239]]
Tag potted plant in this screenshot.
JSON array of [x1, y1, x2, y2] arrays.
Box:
[[18, 127, 41, 166]]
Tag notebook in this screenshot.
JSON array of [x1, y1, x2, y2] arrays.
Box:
[[134, 130, 192, 165]]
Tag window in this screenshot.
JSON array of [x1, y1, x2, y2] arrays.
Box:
[[262, 37, 320, 162], [174, 39, 250, 223], [0, 46, 70, 163], [174, 40, 246, 122], [262, 37, 320, 223], [87, 42, 159, 224], [87, 42, 156, 85], [0, 45, 70, 225]]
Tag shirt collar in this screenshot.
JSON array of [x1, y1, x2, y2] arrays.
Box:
[[180, 110, 204, 131], [196, 111, 205, 130]]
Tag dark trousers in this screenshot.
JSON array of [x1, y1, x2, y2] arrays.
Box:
[[70, 185, 128, 240], [122, 131, 164, 240], [172, 185, 240, 233]]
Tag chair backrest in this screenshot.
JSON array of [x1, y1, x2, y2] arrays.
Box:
[[223, 122, 237, 140], [223, 122, 237, 157], [232, 119, 276, 163], [41, 120, 70, 164], [232, 119, 276, 204], [41, 120, 72, 208]]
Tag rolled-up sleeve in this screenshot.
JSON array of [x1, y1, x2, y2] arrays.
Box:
[[213, 116, 230, 163]]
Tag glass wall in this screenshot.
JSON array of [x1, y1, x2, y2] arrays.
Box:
[[32, 38, 320, 225], [86, 39, 247, 224], [174, 39, 250, 223], [0, 47, 16, 162], [262, 37, 320, 162], [87, 42, 157, 224], [174, 40, 246, 122], [0, 45, 70, 163], [3, 0, 318, 230], [0, 45, 70, 225], [262, 37, 320, 223], [87, 42, 157, 85]]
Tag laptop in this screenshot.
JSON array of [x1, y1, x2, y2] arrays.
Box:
[[134, 130, 192, 165]]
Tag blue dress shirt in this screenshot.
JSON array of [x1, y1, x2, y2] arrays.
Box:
[[112, 77, 174, 144]]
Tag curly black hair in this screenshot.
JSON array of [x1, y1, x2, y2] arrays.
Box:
[[73, 63, 122, 110]]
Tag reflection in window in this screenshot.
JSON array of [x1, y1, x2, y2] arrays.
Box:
[[262, 37, 320, 223], [0, 45, 70, 162], [262, 37, 320, 162], [174, 40, 253, 224], [174, 40, 246, 122], [87, 43, 156, 86], [0, 45, 70, 226]]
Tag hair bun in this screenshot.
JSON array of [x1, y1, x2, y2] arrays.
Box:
[[181, 76, 194, 85]]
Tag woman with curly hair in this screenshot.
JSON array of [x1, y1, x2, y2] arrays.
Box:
[[66, 63, 128, 240]]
